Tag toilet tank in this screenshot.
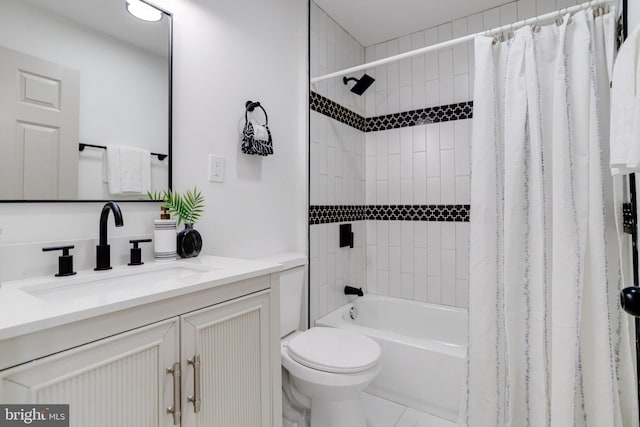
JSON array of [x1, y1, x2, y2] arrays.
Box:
[[259, 253, 307, 338]]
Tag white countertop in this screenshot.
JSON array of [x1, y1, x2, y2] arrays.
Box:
[[0, 256, 282, 341]]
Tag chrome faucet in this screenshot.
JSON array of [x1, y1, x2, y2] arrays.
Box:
[[95, 201, 124, 271]]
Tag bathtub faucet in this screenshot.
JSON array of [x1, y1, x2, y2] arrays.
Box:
[[344, 286, 364, 297]]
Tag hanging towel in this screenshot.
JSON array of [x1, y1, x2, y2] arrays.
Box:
[[104, 145, 151, 195], [610, 25, 640, 175]]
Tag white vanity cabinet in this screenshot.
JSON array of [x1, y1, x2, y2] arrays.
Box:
[[0, 318, 180, 427], [0, 268, 281, 427]]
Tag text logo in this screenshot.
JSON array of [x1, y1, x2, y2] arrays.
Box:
[[0, 405, 68, 427]]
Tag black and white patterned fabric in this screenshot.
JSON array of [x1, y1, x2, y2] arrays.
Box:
[[242, 103, 274, 156]]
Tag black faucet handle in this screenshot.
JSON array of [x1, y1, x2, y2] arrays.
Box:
[[128, 239, 152, 266], [42, 245, 77, 277]]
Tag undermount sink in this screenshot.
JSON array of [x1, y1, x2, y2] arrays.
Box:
[[21, 264, 214, 303]]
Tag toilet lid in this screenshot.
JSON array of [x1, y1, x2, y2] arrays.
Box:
[[286, 327, 381, 374]]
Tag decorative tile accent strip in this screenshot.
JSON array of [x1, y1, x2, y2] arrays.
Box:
[[309, 205, 470, 224], [310, 205, 366, 225], [309, 91, 473, 133], [366, 205, 470, 222], [365, 102, 473, 132], [310, 92, 366, 131]]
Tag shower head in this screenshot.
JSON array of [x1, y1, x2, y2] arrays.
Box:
[[343, 74, 375, 95]]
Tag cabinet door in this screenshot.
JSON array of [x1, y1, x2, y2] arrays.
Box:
[[181, 290, 271, 427], [0, 318, 179, 427]]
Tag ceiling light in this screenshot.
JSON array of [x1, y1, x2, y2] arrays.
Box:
[[126, 0, 162, 22]]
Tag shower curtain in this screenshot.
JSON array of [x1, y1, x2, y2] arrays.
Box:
[[462, 8, 638, 427]]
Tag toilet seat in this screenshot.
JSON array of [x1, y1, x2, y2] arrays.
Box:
[[286, 327, 381, 374]]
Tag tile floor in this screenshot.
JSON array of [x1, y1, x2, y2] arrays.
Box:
[[362, 392, 457, 427]]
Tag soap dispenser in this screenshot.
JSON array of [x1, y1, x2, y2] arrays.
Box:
[[153, 207, 177, 261]]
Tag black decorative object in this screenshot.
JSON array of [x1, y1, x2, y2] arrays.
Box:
[[95, 201, 124, 271], [177, 223, 202, 258]]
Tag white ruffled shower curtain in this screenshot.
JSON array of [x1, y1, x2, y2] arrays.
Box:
[[462, 8, 638, 427]]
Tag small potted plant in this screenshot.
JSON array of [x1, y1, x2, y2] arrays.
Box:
[[149, 187, 205, 258]]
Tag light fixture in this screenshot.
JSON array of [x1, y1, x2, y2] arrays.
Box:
[[126, 0, 162, 22]]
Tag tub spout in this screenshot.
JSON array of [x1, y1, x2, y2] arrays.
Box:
[[344, 286, 364, 297]]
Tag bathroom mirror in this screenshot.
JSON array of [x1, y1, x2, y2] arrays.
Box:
[[0, 0, 171, 201]]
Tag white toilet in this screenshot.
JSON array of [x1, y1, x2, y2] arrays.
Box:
[[261, 253, 381, 427]]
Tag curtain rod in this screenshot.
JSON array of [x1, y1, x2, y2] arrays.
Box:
[[311, 0, 619, 84]]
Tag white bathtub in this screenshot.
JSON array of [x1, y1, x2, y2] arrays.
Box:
[[315, 295, 467, 422]]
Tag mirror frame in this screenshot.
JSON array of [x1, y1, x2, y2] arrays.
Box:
[[1, 0, 173, 203]]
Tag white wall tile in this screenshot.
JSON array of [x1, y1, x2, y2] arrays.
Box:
[[389, 221, 401, 247], [389, 246, 402, 297], [402, 273, 415, 299], [440, 150, 455, 204], [414, 248, 428, 302], [454, 74, 469, 103], [442, 249, 456, 306], [367, 245, 378, 294], [456, 279, 469, 308], [401, 179, 413, 204], [377, 221, 389, 270], [400, 86, 413, 111], [401, 222, 414, 272], [414, 222, 427, 248], [426, 79, 440, 107], [442, 223, 456, 250], [440, 122, 455, 150], [427, 223, 442, 276], [454, 119, 470, 175], [388, 154, 401, 204], [413, 126, 426, 152], [400, 128, 413, 178], [375, 269, 388, 296], [388, 129, 400, 154], [427, 275, 442, 304], [426, 124, 441, 177], [456, 223, 470, 280], [426, 177, 441, 204], [376, 180, 388, 204], [499, 3, 518, 26], [455, 176, 470, 204]]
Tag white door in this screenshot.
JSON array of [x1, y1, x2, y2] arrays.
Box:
[[0, 45, 80, 199], [0, 318, 179, 427], [181, 291, 272, 427]]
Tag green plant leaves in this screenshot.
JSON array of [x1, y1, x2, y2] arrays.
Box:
[[147, 187, 205, 226]]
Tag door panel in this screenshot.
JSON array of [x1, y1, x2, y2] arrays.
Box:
[[0, 45, 79, 199], [181, 291, 271, 427]]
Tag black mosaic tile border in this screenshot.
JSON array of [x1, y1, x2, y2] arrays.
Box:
[[365, 102, 473, 132], [309, 205, 366, 225], [310, 91, 472, 133], [309, 204, 470, 224], [310, 92, 366, 131]]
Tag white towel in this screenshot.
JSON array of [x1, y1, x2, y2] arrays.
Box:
[[104, 145, 151, 195], [251, 120, 270, 141], [610, 25, 640, 175]]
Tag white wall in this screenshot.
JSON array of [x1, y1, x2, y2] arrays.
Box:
[[0, 0, 307, 281], [0, 0, 169, 199], [630, 0, 640, 32]]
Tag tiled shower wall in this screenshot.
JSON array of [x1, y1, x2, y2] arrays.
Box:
[[309, 2, 366, 322], [309, 0, 591, 321]]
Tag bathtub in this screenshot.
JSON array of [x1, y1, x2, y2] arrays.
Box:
[[315, 294, 467, 422]]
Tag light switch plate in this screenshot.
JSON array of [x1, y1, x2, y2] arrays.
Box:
[[208, 155, 224, 183]]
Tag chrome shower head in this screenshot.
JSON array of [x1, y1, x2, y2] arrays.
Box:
[[343, 73, 375, 95]]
